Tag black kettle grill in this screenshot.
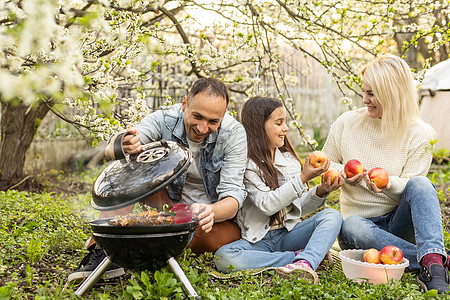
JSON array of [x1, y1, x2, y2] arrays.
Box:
[[74, 139, 199, 298]]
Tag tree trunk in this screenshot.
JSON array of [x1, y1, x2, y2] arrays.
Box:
[[0, 99, 51, 189]]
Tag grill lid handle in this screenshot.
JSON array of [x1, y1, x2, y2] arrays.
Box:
[[113, 131, 134, 160], [114, 135, 168, 161]]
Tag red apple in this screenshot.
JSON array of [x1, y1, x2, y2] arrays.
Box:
[[363, 248, 381, 264], [344, 159, 364, 178], [380, 245, 403, 265], [310, 151, 328, 168], [368, 167, 389, 189], [323, 168, 340, 183]]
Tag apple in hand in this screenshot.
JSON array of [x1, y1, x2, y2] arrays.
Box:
[[310, 151, 328, 168], [380, 245, 403, 265], [363, 248, 381, 264], [344, 159, 364, 178], [368, 167, 389, 189], [323, 168, 340, 183]]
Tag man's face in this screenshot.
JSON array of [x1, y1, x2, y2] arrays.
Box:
[[182, 91, 227, 143]]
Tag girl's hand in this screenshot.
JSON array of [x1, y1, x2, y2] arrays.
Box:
[[301, 154, 330, 183], [364, 174, 391, 193], [316, 172, 343, 196], [341, 169, 367, 186]]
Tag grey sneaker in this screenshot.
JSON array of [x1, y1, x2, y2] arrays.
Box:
[[68, 248, 125, 282], [275, 260, 319, 284], [417, 264, 450, 295]]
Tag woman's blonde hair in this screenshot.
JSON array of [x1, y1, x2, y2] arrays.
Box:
[[361, 54, 420, 137]]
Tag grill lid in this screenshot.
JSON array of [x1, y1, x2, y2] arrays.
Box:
[[91, 140, 192, 211]]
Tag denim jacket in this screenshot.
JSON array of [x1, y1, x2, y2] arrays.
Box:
[[135, 104, 247, 207], [237, 149, 327, 242]]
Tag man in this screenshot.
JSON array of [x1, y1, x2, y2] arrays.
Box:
[[68, 77, 247, 282]]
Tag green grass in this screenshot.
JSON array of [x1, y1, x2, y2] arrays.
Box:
[[0, 162, 449, 299]]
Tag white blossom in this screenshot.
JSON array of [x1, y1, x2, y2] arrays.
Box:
[[0, 0, 447, 147]]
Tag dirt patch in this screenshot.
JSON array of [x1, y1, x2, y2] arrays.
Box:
[[1, 170, 90, 195]]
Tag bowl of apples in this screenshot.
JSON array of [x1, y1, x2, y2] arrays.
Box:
[[339, 246, 409, 284]]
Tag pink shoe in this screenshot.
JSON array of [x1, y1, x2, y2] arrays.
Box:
[[295, 250, 334, 270], [275, 260, 319, 284]]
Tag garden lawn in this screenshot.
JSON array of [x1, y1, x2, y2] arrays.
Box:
[[0, 163, 449, 299]]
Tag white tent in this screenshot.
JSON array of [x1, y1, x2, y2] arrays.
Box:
[[420, 59, 450, 91], [419, 59, 450, 150]]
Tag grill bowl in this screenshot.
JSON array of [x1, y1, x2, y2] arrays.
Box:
[[339, 249, 409, 284], [91, 218, 197, 271]]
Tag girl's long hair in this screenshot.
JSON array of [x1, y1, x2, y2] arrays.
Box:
[[241, 96, 302, 225], [361, 54, 420, 138]]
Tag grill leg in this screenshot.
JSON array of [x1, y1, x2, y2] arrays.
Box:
[[167, 257, 200, 299], [74, 256, 112, 297]]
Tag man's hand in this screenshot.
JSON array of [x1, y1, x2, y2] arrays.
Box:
[[121, 127, 142, 155], [105, 127, 143, 159], [190, 203, 215, 233]]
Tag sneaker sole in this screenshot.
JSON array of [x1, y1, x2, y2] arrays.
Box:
[[416, 278, 450, 297], [67, 267, 125, 283], [417, 277, 428, 292], [275, 267, 319, 284]]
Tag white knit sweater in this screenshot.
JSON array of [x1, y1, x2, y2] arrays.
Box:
[[322, 108, 435, 219]]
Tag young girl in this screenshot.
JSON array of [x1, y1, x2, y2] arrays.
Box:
[[214, 96, 343, 284]]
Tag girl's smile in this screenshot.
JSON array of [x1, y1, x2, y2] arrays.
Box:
[[265, 106, 289, 155]]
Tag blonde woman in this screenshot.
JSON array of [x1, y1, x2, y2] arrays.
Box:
[[322, 54, 450, 294]]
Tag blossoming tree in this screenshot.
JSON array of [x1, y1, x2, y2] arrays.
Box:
[[0, 0, 449, 188]]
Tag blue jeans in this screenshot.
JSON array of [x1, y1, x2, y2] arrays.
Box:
[[339, 176, 446, 271], [214, 208, 343, 273]]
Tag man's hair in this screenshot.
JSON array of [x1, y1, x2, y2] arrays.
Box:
[[241, 96, 301, 225], [361, 54, 420, 137], [187, 77, 230, 105]]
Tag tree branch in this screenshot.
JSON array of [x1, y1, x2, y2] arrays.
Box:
[[158, 5, 202, 78], [62, 0, 96, 29]]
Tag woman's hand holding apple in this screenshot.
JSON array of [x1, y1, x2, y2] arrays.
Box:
[[341, 169, 367, 186], [365, 167, 391, 193], [342, 159, 367, 186], [365, 174, 391, 193]]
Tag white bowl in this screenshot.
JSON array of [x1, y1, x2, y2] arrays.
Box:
[[339, 249, 409, 284]]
